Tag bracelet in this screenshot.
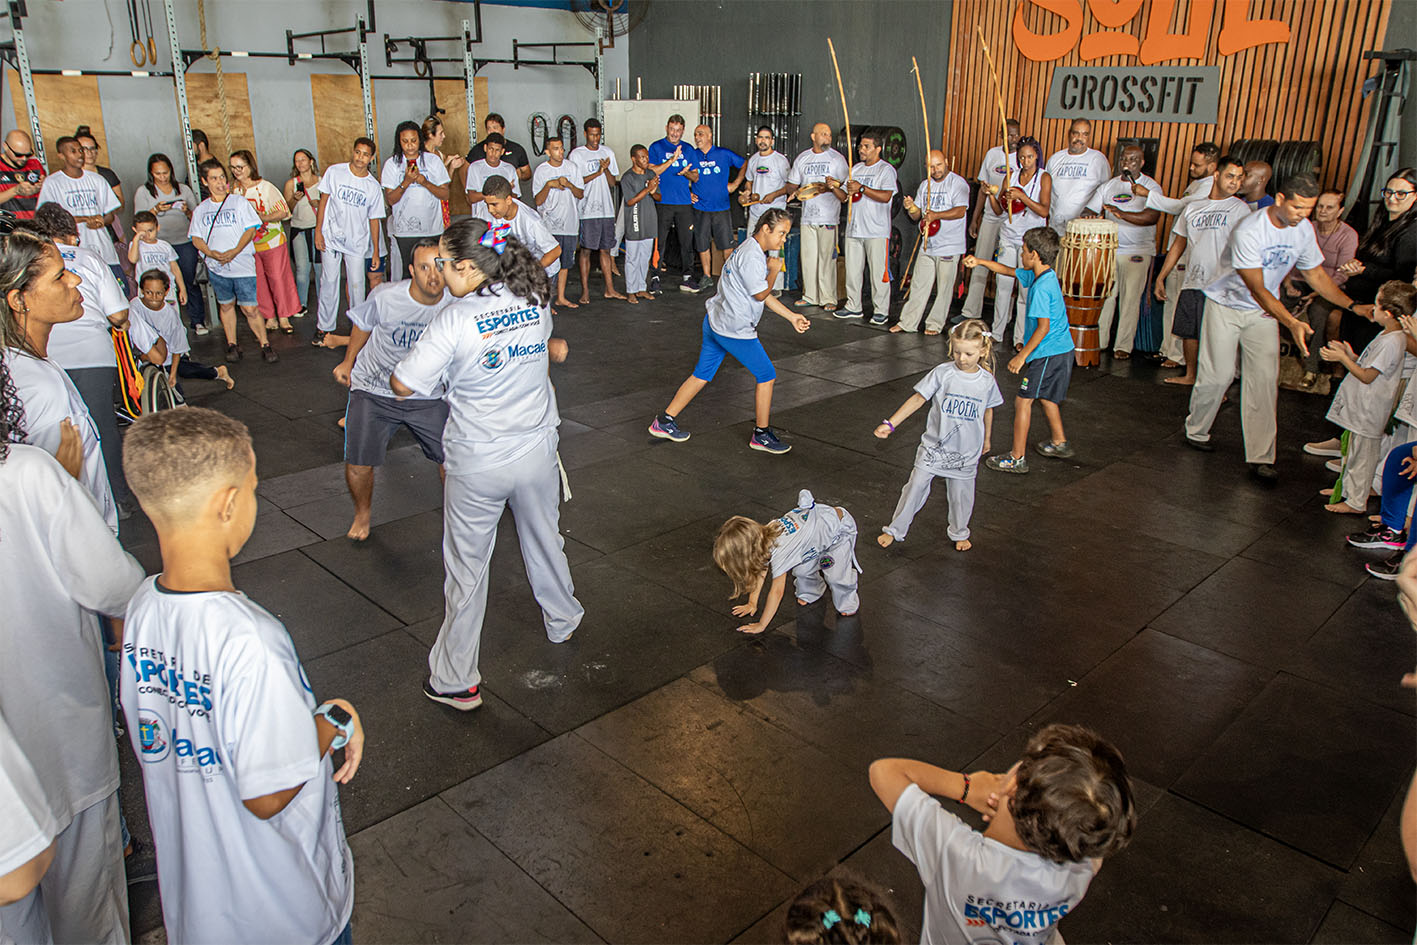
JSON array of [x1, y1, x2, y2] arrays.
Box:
[[959, 773, 970, 803], [880, 420, 895, 432]]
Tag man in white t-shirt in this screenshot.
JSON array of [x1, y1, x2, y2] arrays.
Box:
[[570, 118, 625, 303], [787, 122, 849, 310], [531, 138, 585, 308], [1044, 118, 1109, 235], [381, 121, 452, 279], [0, 371, 145, 945], [1152, 156, 1248, 386], [315, 138, 387, 344], [898, 152, 971, 335], [961, 119, 1021, 321], [1185, 174, 1364, 480], [484, 177, 562, 278], [332, 241, 452, 541], [1086, 145, 1161, 358], [464, 133, 519, 223], [1129, 141, 1219, 366], [742, 127, 792, 233], [120, 408, 364, 945], [190, 160, 278, 363], [37, 136, 120, 277], [837, 130, 898, 325]]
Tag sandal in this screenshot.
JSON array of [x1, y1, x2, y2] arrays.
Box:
[[279, 319, 294, 334], [823, 303, 838, 312]]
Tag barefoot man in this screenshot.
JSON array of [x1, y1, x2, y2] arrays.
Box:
[[332, 239, 451, 539]]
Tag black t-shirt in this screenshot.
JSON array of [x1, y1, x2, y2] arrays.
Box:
[[467, 137, 530, 170], [0, 158, 45, 219]]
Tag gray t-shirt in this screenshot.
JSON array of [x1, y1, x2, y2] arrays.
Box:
[[620, 170, 658, 241], [768, 489, 848, 578], [705, 237, 769, 339], [893, 783, 1097, 945], [348, 281, 452, 399], [912, 363, 1003, 478], [133, 183, 199, 245]]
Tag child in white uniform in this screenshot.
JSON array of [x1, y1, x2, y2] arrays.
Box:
[[714, 489, 861, 634], [875, 319, 1003, 551], [315, 138, 387, 343], [393, 220, 582, 711], [120, 408, 364, 945]]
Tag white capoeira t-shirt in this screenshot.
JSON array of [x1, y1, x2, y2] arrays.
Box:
[[495, 202, 562, 278], [1204, 208, 1322, 311], [1045, 147, 1110, 234], [1172, 197, 1250, 292], [188, 194, 262, 277], [38, 170, 121, 264], [744, 150, 791, 228], [0, 710, 60, 880], [769, 489, 849, 578], [977, 146, 1022, 224], [126, 298, 189, 366], [1087, 174, 1163, 255], [380, 152, 451, 238], [914, 173, 972, 257], [318, 164, 386, 257], [845, 160, 898, 240], [911, 363, 1004, 478], [121, 579, 354, 945], [464, 160, 519, 223], [48, 242, 128, 370], [788, 147, 849, 227], [348, 281, 452, 400], [530, 161, 584, 236], [569, 146, 620, 221]]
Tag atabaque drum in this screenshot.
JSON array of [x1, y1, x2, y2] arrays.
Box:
[[1056, 218, 1118, 367]]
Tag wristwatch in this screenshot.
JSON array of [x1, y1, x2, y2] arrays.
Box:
[[315, 702, 354, 751]]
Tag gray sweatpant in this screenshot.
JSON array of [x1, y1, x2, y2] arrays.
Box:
[[0, 792, 128, 945], [883, 467, 976, 542], [428, 433, 584, 692], [791, 508, 861, 614]]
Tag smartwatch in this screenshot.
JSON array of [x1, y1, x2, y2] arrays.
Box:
[[315, 702, 354, 751]]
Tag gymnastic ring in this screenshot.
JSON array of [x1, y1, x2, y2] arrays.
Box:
[[148, 37, 158, 65], [414, 57, 431, 78], [131, 40, 147, 68]]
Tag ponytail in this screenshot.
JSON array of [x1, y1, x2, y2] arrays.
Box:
[[442, 218, 552, 308], [753, 207, 792, 235]]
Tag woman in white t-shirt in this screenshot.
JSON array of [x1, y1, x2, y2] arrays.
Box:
[[989, 136, 1052, 349], [282, 149, 321, 315], [231, 150, 299, 335], [189, 160, 277, 364], [391, 219, 581, 710], [382, 121, 452, 279]]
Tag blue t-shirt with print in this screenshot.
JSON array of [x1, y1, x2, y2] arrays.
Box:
[[689, 146, 745, 212], [1016, 267, 1073, 361], [648, 137, 694, 205]]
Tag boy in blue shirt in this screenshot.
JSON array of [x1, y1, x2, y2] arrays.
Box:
[[963, 226, 1074, 473]]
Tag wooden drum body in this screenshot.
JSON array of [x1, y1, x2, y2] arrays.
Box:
[[1056, 219, 1118, 367]]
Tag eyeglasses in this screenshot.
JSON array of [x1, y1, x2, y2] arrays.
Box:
[[8, 150, 32, 160], [80, 146, 98, 154], [1381, 188, 1415, 198], [434, 256, 455, 271]]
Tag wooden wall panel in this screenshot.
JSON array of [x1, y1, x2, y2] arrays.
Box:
[[180, 73, 257, 167], [944, 0, 1391, 246], [311, 74, 378, 173], [6, 71, 108, 164]]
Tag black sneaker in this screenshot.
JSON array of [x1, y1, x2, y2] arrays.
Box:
[[1184, 436, 1214, 452], [679, 275, 700, 294], [311, 330, 327, 347], [422, 679, 483, 711], [1250, 463, 1279, 482], [699, 275, 716, 294], [224, 343, 242, 363], [1366, 549, 1405, 581], [1347, 523, 1408, 550], [649, 274, 662, 295], [261, 344, 279, 364]]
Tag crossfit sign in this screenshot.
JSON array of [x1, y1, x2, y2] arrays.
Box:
[[1044, 66, 1220, 124]]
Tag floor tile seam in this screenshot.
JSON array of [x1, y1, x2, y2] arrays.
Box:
[[411, 793, 611, 945], [1144, 626, 1286, 680], [285, 553, 418, 638], [1267, 668, 1417, 725], [1326, 896, 1417, 935]]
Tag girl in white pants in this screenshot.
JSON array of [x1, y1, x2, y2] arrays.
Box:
[[392, 220, 582, 710], [714, 489, 861, 634], [875, 320, 1003, 551]]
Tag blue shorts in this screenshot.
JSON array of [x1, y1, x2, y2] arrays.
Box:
[[208, 272, 258, 307], [1018, 350, 1073, 402], [692, 317, 776, 383]]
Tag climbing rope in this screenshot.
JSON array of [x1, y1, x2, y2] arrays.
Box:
[[196, 0, 234, 159]]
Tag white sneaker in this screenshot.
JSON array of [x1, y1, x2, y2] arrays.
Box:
[[1303, 438, 1342, 458], [1325, 458, 1342, 473], [193, 323, 210, 336]]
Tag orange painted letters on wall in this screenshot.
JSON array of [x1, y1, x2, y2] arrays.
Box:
[[1012, 0, 1291, 63]]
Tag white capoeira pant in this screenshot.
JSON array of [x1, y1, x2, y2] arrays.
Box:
[[845, 236, 889, 317], [623, 238, 653, 294], [1184, 299, 1280, 464], [898, 253, 960, 334], [0, 792, 128, 945], [1338, 431, 1385, 509], [316, 251, 368, 332], [990, 243, 1029, 346], [883, 467, 976, 543], [1159, 262, 1186, 363], [961, 214, 1003, 321], [790, 508, 861, 615], [800, 223, 839, 307], [428, 432, 584, 692], [1098, 254, 1152, 354]]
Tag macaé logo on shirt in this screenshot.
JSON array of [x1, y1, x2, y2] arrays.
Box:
[[138, 713, 171, 762], [480, 346, 505, 371], [508, 340, 547, 361]]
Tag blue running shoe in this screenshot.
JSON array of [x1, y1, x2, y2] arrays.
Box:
[[749, 427, 791, 454], [649, 416, 690, 442]]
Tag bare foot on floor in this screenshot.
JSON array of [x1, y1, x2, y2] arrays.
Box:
[[577, 296, 591, 305], [605, 290, 628, 300], [637, 291, 655, 301], [347, 517, 371, 540], [889, 325, 904, 333], [1320, 487, 1335, 498], [322, 333, 349, 349], [796, 598, 809, 606], [556, 297, 580, 309], [1164, 375, 1196, 386], [215, 366, 236, 390], [877, 532, 895, 548], [1161, 359, 1181, 368], [1325, 501, 1365, 514], [955, 539, 972, 551], [924, 329, 940, 336], [626, 294, 638, 304]]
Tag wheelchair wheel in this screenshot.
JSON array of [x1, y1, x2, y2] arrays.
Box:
[[139, 364, 183, 413]]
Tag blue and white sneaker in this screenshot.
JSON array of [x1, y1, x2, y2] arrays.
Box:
[[834, 309, 862, 320], [749, 427, 791, 454], [649, 416, 690, 442], [869, 312, 889, 326], [423, 679, 482, 711]]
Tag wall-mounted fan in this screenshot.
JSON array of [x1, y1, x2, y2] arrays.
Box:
[[569, 0, 649, 52]]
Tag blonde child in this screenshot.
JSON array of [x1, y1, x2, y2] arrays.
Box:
[[875, 319, 1003, 552], [1320, 280, 1417, 513], [127, 269, 233, 392], [127, 210, 187, 307], [714, 489, 860, 634]]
